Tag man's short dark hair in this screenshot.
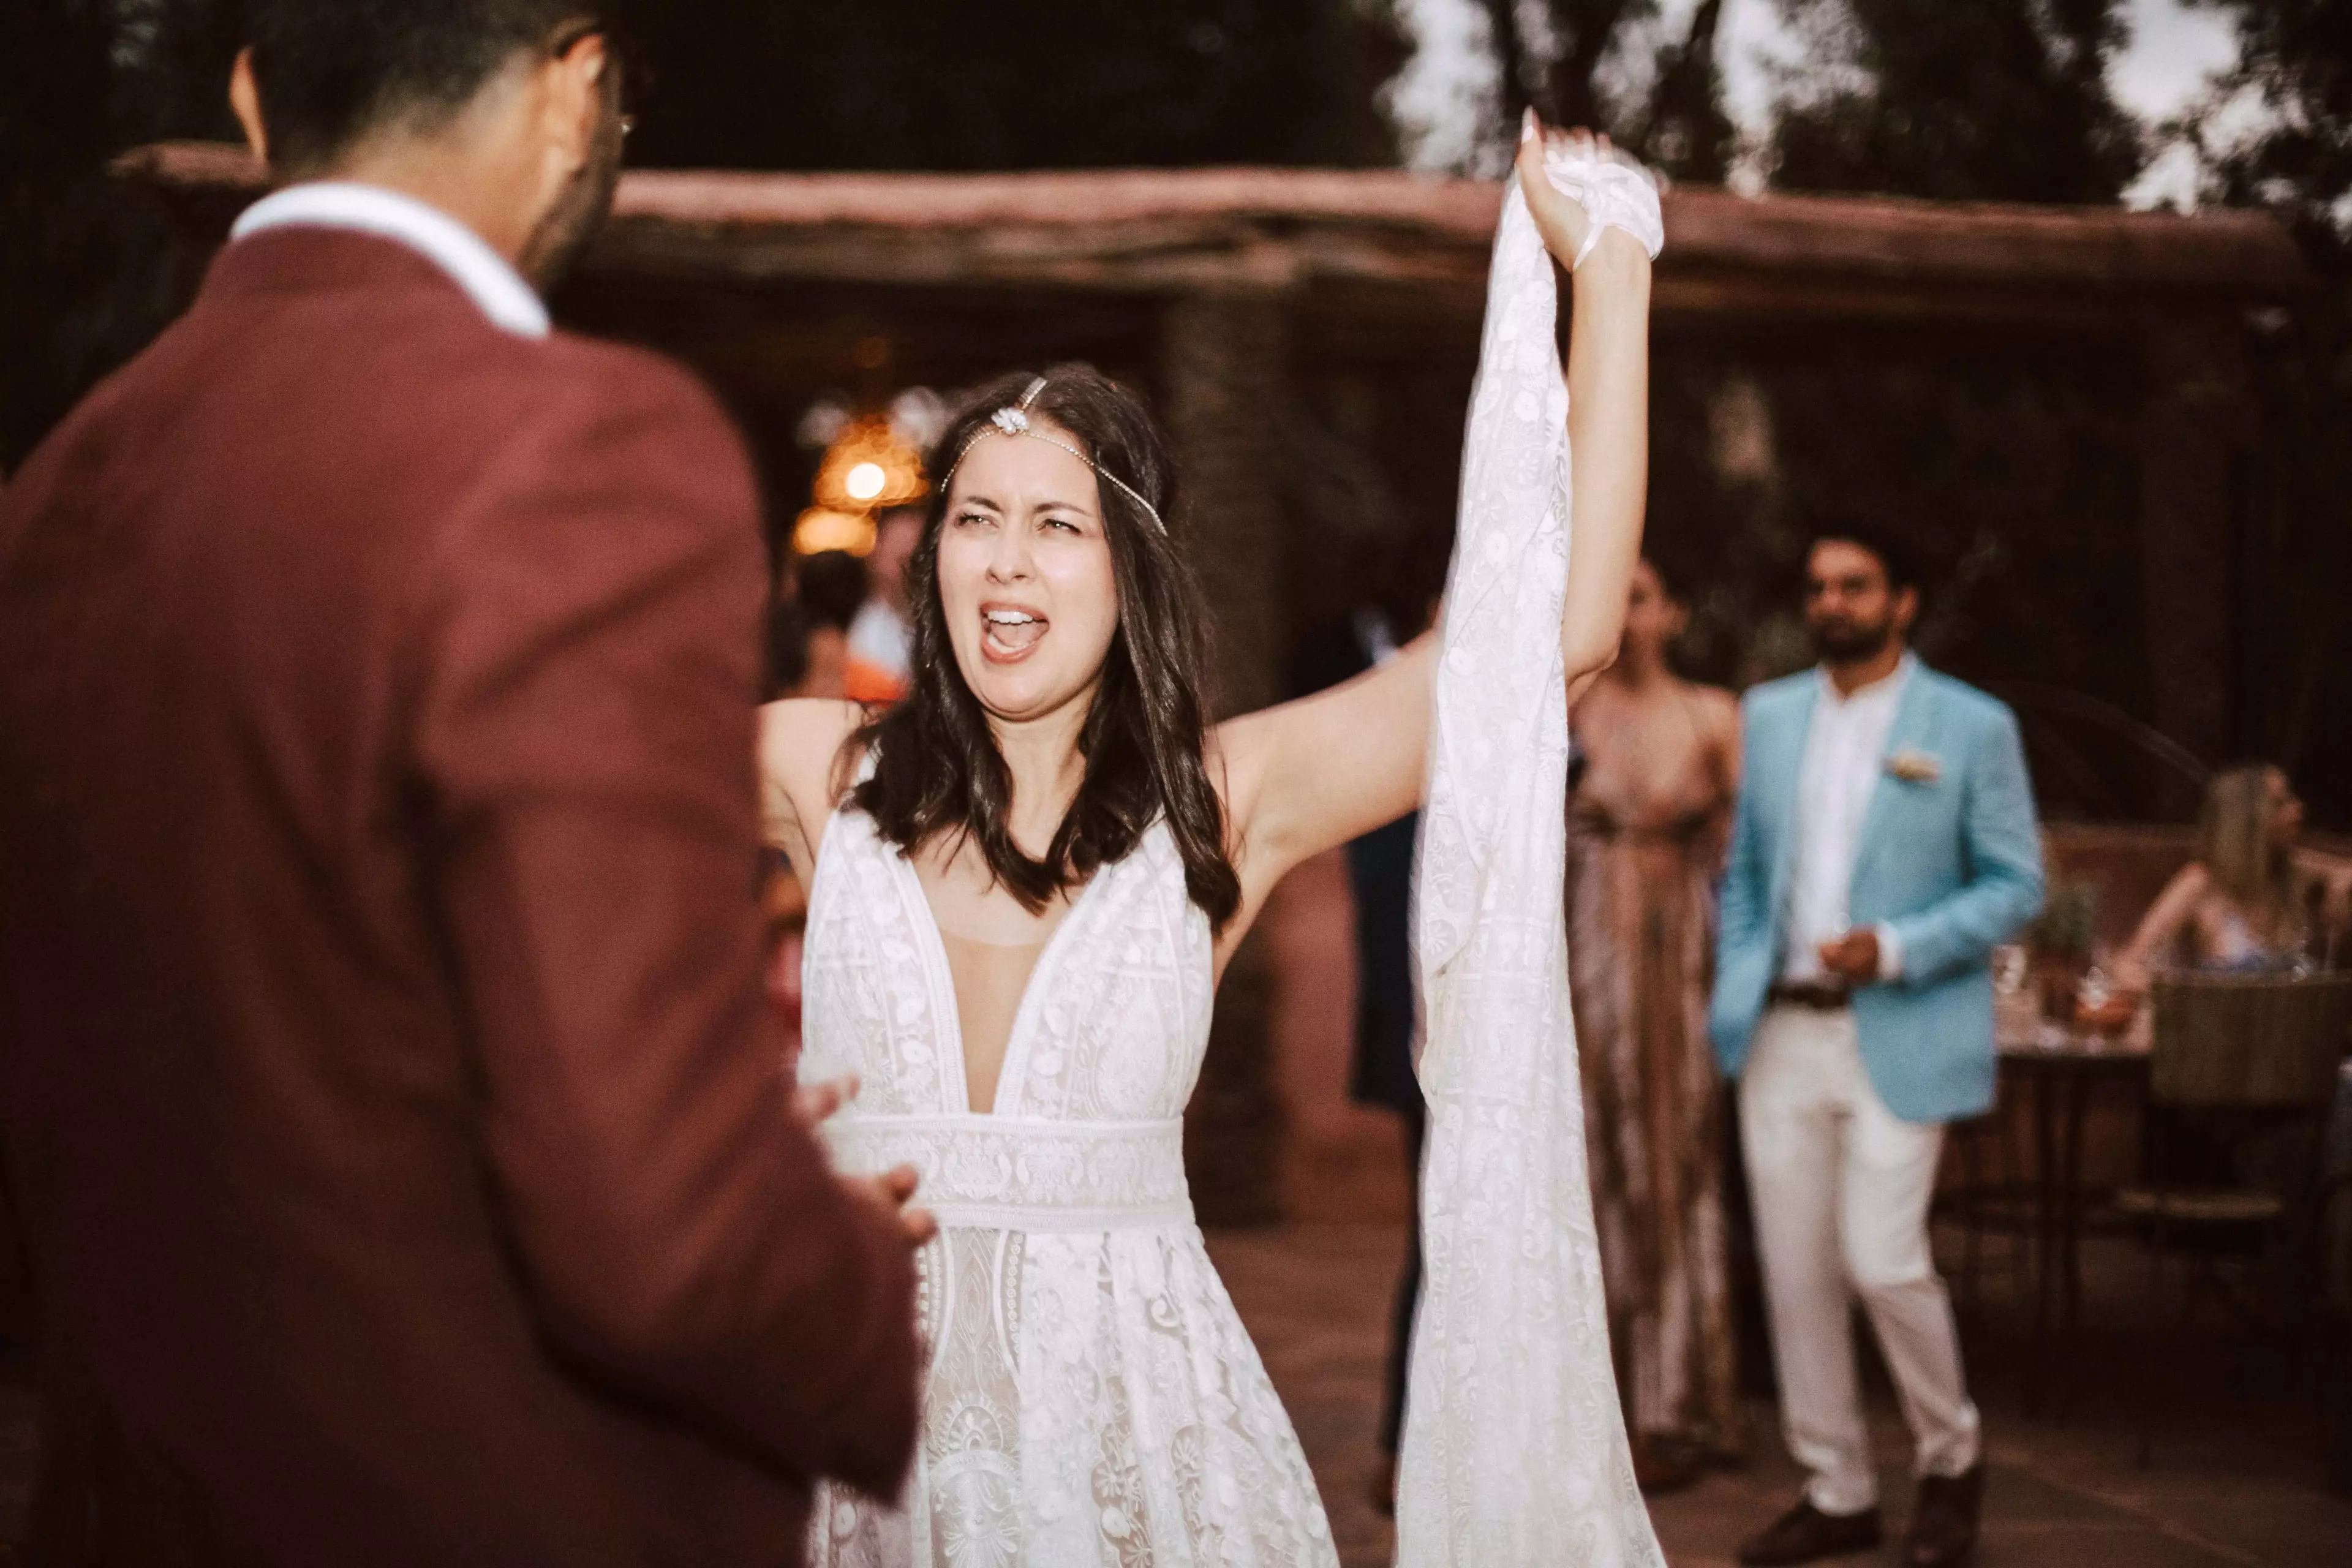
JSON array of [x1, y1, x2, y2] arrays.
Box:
[[763, 597, 810, 703], [247, 0, 608, 173], [1807, 519, 1923, 597]]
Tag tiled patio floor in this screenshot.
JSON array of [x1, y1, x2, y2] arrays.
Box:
[[0, 1224, 2339, 1563], [1207, 1223, 2352, 1568]]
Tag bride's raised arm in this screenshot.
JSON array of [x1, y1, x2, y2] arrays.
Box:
[[1216, 117, 1656, 905]]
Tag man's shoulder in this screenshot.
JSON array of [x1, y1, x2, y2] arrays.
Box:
[[281, 307, 747, 502], [1739, 669, 1816, 718], [535, 331, 727, 418], [514, 335, 752, 507], [1912, 665, 2019, 734], [182, 262, 731, 458], [198, 225, 726, 428]]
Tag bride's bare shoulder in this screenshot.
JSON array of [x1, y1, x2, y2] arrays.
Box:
[[759, 697, 864, 759], [1202, 713, 1269, 824], [758, 699, 869, 809]]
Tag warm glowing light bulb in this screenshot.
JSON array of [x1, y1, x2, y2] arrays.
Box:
[[793, 508, 877, 556], [845, 461, 886, 502]]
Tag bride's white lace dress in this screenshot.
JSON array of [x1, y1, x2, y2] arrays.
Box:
[[797, 798, 1336, 1567]]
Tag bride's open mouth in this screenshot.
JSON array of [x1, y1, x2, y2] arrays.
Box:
[[981, 604, 1047, 663]]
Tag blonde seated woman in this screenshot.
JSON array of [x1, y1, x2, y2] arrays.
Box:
[[2115, 763, 2352, 995]]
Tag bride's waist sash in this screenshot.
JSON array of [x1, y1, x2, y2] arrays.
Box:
[[823, 1114, 1194, 1233]]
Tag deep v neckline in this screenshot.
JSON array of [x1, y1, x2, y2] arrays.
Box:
[[889, 848, 1107, 1117]]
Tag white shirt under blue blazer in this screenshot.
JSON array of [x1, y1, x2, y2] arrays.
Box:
[[1709, 658, 2046, 1125]]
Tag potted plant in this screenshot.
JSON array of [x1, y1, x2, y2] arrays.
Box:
[[2027, 879, 2100, 1022]]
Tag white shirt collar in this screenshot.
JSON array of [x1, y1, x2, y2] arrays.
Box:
[[230, 182, 550, 339], [1814, 649, 1916, 710]]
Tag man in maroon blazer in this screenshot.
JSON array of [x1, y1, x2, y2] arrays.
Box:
[[0, 3, 924, 1561]]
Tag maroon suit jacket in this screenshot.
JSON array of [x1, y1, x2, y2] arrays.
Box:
[[0, 227, 919, 1565]]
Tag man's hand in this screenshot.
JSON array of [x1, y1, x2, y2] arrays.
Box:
[[794, 1073, 859, 1125], [848, 1163, 937, 1250], [796, 1078, 935, 1248], [851, 1166, 941, 1250], [1817, 927, 1882, 982]]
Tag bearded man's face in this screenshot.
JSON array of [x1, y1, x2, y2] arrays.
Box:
[[1804, 538, 1913, 663]]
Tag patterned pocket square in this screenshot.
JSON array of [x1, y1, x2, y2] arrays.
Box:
[[1887, 748, 1943, 784]]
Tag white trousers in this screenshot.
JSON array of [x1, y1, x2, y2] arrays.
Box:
[[1739, 1006, 1981, 1515]]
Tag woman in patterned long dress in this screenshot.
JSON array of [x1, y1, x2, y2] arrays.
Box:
[[1567, 557, 1746, 1489], [756, 119, 1660, 1567]]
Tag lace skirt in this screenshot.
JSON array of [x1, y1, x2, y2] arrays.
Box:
[[807, 1223, 1336, 1568]]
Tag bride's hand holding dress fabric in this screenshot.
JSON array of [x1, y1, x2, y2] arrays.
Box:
[[1210, 122, 1656, 899]]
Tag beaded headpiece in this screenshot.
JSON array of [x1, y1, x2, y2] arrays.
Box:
[[938, 377, 1167, 535]]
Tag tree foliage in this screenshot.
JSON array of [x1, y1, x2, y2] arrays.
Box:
[[1474, 0, 1736, 181], [2185, 0, 2352, 242], [1768, 0, 2143, 203], [0, 0, 1404, 469], [618, 1, 1403, 172]]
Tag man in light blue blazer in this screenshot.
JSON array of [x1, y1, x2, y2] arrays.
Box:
[[1711, 529, 2043, 1568]]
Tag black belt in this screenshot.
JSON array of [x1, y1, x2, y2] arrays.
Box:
[[1767, 980, 1853, 1011]]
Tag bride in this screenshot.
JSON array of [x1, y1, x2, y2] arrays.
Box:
[[760, 118, 1657, 1566]]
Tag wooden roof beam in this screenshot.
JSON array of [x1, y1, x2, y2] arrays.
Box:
[[115, 142, 2305, 322]]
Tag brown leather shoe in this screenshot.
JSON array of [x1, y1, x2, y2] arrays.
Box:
[[1631, 1433, 1704, 1494], [1736, 1498, 1885, 1566], [1902, 1462, 1985, 1567]]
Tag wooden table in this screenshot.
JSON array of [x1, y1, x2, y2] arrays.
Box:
[[1996, 1009, 2152, 1417]]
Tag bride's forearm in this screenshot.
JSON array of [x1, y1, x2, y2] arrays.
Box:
[[1558, 236, 1652, 685]]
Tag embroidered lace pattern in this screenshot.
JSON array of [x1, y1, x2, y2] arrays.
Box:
[[1395, 148, 1669, 1566], [799, 804, 1336, 1567]]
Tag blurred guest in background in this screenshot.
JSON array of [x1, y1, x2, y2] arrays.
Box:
[[1286, 523, 1453, 1517], [762, 594, 815, 1060], [1567, 557, 1744, 1490], [1289, 554, 1437, 1518], [845, 503, 922, 703], [2116, 763, 2352, 989], [1710, 527, 2043, 1568], [764, 590, 813, 703], [794, 547, 868, 701], [1344, 601, 1424, 1518]]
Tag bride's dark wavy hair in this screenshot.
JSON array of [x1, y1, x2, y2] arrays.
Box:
[[850, 365, 1241, 930]]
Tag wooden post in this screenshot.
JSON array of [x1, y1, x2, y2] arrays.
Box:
[[1161, 292, 1288, 717], [2137, 312, 2254, 766], [1163, 290, 1289, 1225]]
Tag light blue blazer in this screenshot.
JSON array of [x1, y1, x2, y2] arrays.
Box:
[[1708, 662, 2046, 1125]]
